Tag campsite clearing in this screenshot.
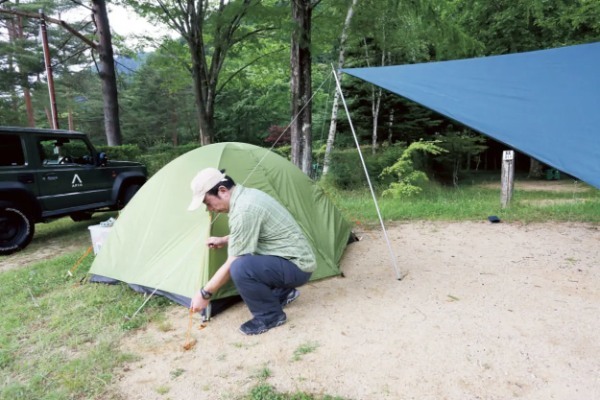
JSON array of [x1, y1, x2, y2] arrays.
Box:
[[114, 221, 600, 400]]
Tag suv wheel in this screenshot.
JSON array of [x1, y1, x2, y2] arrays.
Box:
[[122, 184, 141, 207], [0, 203, 35, 255]]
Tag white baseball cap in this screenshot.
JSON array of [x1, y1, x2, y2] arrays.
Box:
[[187, 168, 227, 211]]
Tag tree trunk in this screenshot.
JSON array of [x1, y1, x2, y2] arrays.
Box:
[[190, 57, 213, 146], [23, 87, 35, 127], [92, 0, 122, 146], [362, 38, 386, 154], [171, 102, 179, 146], [371, 87, 381, 153], [156, 0, 254, 146], [529, 157, 544, 178], [323, 0, 358, 176], [290, 0, 314, 175], [187, 10, 213, 146], [11, 15, 36, 126], [370, 51, 386, 154], [68, 108, 74, 130], [387, 108, 394, 143]]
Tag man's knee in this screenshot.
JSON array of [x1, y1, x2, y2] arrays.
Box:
[[230, 257, 250, 282]]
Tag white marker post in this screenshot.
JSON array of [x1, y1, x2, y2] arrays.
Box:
[[501, 150, 515, 208]]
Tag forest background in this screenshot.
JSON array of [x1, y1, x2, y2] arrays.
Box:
[[1, 0, 600, 190]]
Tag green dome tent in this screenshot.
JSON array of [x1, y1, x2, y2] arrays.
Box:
[[89, 142, 352, 312]]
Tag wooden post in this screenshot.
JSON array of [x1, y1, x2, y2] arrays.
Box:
[[501, 150, 515, 208], [39, 11, 59, 129]]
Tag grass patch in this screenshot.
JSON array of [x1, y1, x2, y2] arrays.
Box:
[[325, 180, 600, 224], [292, 342, 319, 361], [0, 250, 171, 400], [248, 383, 345, 400]]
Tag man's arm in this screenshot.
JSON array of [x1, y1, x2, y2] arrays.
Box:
[[190, 255, 238, 312]]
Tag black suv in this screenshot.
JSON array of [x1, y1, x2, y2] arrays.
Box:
[[0, 126, 147, 254]]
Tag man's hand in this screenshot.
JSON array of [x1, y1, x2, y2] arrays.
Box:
[[206, 236, 228, 249], [191, 291, 209, 312]]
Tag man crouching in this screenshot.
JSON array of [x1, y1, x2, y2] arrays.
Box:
[[188, 168, 316, 335]]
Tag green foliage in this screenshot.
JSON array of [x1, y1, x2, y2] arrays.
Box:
[[381, 140, 447, 198], [118, 45, 199, 147], [94, 142, 199, 176], [272, 145, 292, 160], [248, 384, 345, 400], [138, 143, 199, 176], [321, 144, 407, 190], [0, 1, 101, 131], [96, 143, 143, 161], [451, 0, 600, 55], [1, 0, 599, 183], [434, 129, 488, 186]]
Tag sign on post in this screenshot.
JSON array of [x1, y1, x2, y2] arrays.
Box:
[[501, 150, 514, 208]]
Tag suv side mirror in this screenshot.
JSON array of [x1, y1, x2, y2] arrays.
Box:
[[97, 152, 108, 166]]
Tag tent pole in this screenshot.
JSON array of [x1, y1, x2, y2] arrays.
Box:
[[332, 66, 406, 280]]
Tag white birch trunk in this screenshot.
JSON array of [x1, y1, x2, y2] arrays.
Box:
[[371, 50, 386, 154], [323, 0, 358, 176], [372, 87, 381, 153]]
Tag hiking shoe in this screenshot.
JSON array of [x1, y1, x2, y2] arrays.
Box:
[[239, 314, 287, 335], [281, 289, 300, 308]]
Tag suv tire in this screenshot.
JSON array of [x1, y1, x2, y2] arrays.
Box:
[[122, 184, 141, 207], [0, 202, 35, 255]]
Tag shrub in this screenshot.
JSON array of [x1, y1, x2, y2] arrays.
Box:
[[381, 140, 447, 198], [139, 143, 199, 176], [321, 144, 407, 190], [96, 144, 143, 162]]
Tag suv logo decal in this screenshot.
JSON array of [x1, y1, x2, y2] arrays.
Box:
[[72, 174, 83, 187]]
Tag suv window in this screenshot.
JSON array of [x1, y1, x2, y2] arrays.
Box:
[[0, 134, 25, 167], [39, 137, 95, 165]]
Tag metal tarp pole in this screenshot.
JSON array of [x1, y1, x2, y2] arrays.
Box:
[[332, 66, 406, 280]]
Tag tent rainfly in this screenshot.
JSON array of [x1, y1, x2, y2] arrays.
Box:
[[342, 42, 600, 190], [89, 142, 352, 311]]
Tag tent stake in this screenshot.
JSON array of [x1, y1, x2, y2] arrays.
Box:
[[332, 66, 407, 280]]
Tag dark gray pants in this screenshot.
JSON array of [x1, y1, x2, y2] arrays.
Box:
[[230, 254, 311, 322]]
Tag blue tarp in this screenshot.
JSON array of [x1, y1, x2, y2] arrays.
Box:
[[342, 42, 600, 189]]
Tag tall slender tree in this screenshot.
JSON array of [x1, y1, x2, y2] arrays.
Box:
[[290, 0, 321, 174], [323, 0, 358, 175], [126, 0, 270, 145], [92, 0, 122, 145]]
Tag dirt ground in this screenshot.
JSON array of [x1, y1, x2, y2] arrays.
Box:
[[113, 220, 600, 400]]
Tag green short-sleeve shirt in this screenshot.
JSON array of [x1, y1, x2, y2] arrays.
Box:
[[227, 185, 316, 273]]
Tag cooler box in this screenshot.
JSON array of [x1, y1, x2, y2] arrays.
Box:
[[88, 225, 112, 255]]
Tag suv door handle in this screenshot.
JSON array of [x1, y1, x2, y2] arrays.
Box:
[[44, 173, 59, 181], [18, 173, 34, 184]]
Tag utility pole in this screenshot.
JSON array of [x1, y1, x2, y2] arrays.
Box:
[[39, 10, 59, 129]]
